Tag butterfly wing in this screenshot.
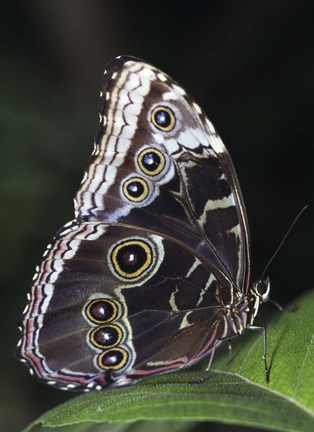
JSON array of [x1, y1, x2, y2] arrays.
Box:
[[17, 221, 238, 390], [76, 56, 250, 292], [17, 56, 250, 390]]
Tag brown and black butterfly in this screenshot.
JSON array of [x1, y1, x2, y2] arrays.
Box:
[[16, 56, 270, 391]]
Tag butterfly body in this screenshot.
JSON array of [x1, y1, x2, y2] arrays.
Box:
[[17, 56, 268, 391]]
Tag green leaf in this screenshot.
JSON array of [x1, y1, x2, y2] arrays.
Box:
[[23, 290, 314, 432]]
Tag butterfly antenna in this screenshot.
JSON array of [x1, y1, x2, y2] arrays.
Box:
[[260, 205, 309, 280]]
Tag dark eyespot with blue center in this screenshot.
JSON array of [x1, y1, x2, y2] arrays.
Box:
[[156, 110, 170, 126], [127, 181, 143, 197], [143, 152, 160, 169], [151, 106, 176, 131], [138, 148, 165, 176], [123, 177, 149, 202]]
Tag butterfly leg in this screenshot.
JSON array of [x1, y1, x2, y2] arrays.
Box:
[[248, 325, 270, 382], [227, 340, 233, 363], [269, 298, 297, 314], [205, 339, 221, 372]]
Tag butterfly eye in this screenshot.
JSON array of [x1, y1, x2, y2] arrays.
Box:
[[97, 347, 129, 371], [137, 148, 165, 176], [85, 299, 119, 324], [123, 177, 149, 202], [90, 324, 123, 349], [151, 106, 176, 131], [110, 239, 152, 280]]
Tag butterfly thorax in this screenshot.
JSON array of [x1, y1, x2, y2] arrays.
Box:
[[212, 275, 270, 340]]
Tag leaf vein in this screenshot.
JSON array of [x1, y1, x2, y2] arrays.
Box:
[[293, 333, 314, 399]]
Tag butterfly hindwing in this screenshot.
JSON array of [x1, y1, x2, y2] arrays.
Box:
[[18, 221, 239, 389]]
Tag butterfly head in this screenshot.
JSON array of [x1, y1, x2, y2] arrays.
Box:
[[248, 276, 270, 323], [253, 276, 271, 303]]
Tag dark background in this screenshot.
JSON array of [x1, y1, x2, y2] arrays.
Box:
[[1, 1, 313, 431]]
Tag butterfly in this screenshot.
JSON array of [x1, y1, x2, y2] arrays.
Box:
[[16, 56, 270, 391]]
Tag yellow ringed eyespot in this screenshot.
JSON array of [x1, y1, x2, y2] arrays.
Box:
[[110, 239, 152, 279], [85, 298, 119, 324], [122, 177, 149, 202], [97, 347, 129, 370], [151, 106, 176, 131], [90, 324, 123, 349], [137, 148, 165, 176]]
